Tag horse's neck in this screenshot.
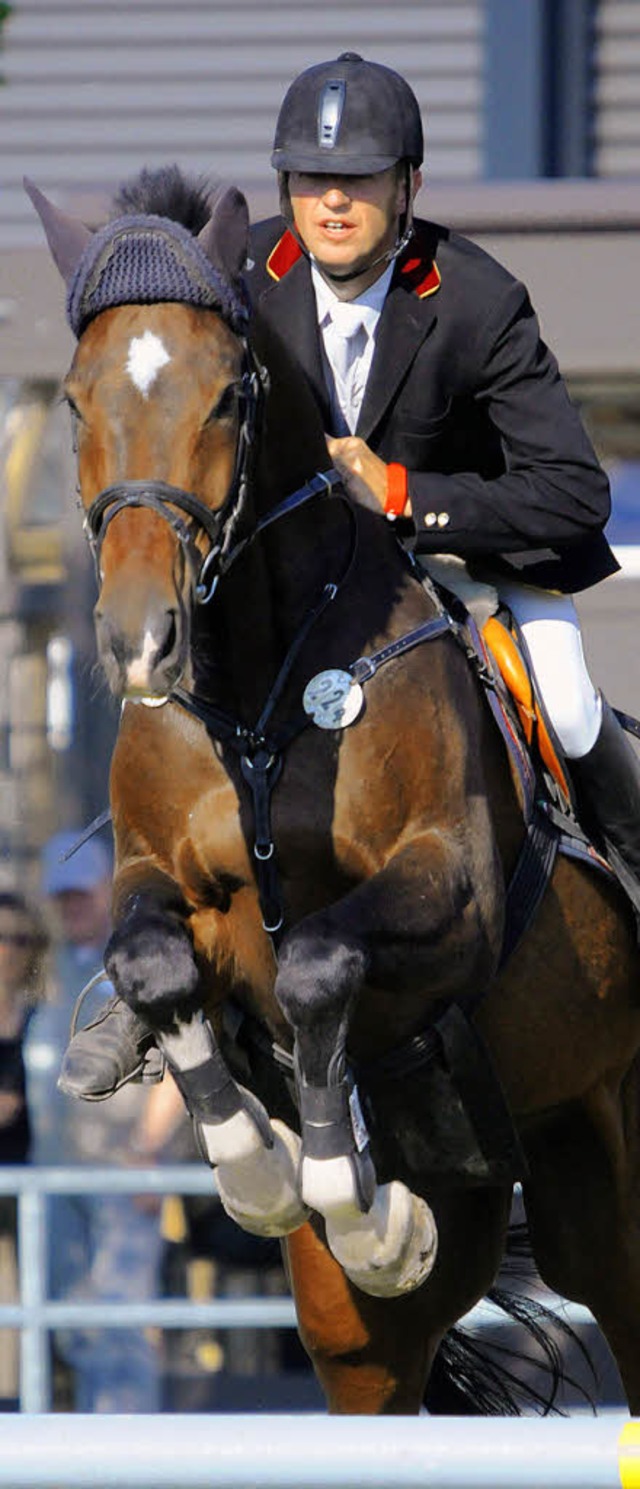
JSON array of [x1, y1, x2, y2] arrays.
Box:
[[191, 315, 415, 716]]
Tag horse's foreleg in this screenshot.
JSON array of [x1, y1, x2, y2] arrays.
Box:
[[105, 891, 308, 1236], [159, 1013, 308, 1237], [275, 832, 499, 1295]]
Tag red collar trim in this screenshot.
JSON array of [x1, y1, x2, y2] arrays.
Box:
[[266, 231, 303, 281], [398, 254, 441, 299], [266, 229, 441, 300]]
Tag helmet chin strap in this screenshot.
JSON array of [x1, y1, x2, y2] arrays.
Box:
[[280, 164, 416, 288]]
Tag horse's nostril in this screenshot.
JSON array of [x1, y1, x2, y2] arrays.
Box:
[[156, 611, 178, 666]]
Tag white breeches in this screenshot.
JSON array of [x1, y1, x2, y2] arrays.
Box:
[[497, 580, 602, 760]]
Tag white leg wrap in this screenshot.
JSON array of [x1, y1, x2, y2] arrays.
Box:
[[199, 1108, 269, 1166], [215, 1120, 309, 1237], [325, 1181, 438, 1299], [300, 1154, 363, 1215], [160, 1014, 213, 1069], [160, 1019, 308, 1236], [160, 1015, 268, 1163]]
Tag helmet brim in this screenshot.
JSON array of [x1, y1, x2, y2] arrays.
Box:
[[272, 150, 404, 175]]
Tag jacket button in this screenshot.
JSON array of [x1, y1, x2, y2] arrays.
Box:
[[424, 511, 437, 527], [437, 511, 450, 527]]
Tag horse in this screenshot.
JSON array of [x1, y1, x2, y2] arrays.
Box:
[[27, 166, 640, 1415]]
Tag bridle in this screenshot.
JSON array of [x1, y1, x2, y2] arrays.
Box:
[[82, 341, 267, 606]]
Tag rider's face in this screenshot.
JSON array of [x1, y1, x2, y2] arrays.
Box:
[[288, 167, 416, 294]]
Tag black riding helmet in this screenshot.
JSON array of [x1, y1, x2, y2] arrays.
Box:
[[271, 52, 423, 175], [272, 54, 424, 281]]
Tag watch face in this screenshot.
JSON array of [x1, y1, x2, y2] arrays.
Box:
[[302, 669, 364, 730]]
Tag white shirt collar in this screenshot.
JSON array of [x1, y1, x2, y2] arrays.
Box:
[[311, 261, 394, 334]]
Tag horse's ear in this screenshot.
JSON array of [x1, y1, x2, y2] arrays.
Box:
[[24, 177, 93, 284], [197, 185, 249, 282]]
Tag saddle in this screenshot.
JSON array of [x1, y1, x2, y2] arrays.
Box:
[[482, 612, 571, 805], [422, 565, 614, 912]]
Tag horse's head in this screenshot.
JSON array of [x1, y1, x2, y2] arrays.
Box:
[[26, 171, 260, 701]]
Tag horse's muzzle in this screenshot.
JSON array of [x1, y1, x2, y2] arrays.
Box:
[[94, 603, 185, 699]]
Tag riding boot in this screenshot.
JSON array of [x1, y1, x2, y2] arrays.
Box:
[[569, 699, 640, 919], [58, 994, 164, 1101]]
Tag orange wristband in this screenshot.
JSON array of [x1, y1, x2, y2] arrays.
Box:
[[384, 463, 408, 518]]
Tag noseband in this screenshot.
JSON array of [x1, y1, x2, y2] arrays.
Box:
[[83, 344, 266, 606]]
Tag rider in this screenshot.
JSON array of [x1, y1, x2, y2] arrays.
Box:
[[59, 51, 640, 1102]]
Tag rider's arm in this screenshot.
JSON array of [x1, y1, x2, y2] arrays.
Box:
[[329, 278, 610, 555], [408, 279, 610, 556]]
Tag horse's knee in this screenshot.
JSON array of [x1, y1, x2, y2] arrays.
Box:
[[105, 909, 199, 1023], [276, 928, 366, 1033]]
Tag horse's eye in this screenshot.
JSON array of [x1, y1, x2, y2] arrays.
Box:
[[63, 392, 84, 424], [62, 393, 84, 452], [207, 382, 238, 424]]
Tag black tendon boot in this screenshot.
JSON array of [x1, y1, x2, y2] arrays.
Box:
[[569, 699, 640, 919]]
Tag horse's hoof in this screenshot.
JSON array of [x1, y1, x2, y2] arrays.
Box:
[[325, 1181, 438, 1298], [215, 1120, 310, 1238]]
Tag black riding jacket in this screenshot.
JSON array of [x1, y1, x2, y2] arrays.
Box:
[[247, 215, 617, 595]]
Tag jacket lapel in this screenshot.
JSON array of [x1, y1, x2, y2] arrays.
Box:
[[257, 256, 333, 430], [255, 224, 443, 443], [356, 237, 442, 440]]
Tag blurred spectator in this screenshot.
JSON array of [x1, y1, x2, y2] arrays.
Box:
[[0, 889, 49, 1411], [23, 830, 168, 1413]]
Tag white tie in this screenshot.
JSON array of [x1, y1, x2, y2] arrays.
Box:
[[327, 304, 369, 431]]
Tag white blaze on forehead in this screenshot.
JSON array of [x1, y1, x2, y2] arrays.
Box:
[[126, 330, 171, 397]]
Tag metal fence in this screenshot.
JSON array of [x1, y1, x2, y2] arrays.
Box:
[[0, 1163, 298, 1413]]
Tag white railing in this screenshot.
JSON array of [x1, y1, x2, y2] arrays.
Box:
[[0, 1412, 635, 1488]]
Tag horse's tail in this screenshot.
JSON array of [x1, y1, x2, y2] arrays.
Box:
[[425, 1222, 598, 1416]]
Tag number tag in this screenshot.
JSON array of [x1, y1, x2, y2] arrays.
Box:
[[302, 669, 364, 731]]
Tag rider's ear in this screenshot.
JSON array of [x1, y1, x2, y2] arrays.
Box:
[[23, 177, 93, 284], [198, 185, 250, 282]]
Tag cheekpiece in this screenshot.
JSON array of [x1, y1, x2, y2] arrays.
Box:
[[66, 212, 250, 339]]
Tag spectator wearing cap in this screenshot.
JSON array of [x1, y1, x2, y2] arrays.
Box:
[[23, 830, 167, 1414], [40, 831, 112, 965]]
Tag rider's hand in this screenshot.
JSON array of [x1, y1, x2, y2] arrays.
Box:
[[326, 435, 388, 513]]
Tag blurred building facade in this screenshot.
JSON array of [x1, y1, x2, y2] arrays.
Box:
[[0, 0, 639, 881]]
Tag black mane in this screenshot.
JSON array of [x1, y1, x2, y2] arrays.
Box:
[[110, 165, 213, 234]]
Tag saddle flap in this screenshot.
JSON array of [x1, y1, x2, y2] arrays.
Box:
[[482, 613, 572, 806]]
